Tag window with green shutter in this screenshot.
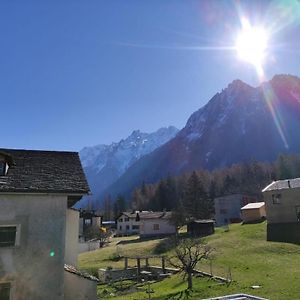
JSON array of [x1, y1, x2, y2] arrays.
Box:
[[0, 226, 17, 247]]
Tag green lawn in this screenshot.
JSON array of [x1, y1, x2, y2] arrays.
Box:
[[79, 222, 300, 299]]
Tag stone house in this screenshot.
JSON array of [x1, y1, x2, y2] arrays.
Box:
[[0, 148, 98, 300], [116, 211, 176, 237], [214, 194, 257, 226], [262, 178, 300, 243]]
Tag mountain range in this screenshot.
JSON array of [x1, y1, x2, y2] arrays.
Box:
[[100, 74, 300, 200], [79, 74, 300, 208], [77, 126, 179, 208]]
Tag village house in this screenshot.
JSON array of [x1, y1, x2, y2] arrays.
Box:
[[241, 202, 266, 223], [262, 178, 300, 243], [79, 209, 102, 241], [214, 194, 258, 226], [116, 211, 176, 237], [0, 148, 98, 300]]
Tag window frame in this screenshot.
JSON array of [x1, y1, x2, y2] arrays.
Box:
[[0, 225, 21, 248], [153, 224, 160, 231], [272, 194, 281, 204], [0, 281, 12, 300]]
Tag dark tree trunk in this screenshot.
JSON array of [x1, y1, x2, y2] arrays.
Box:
[[187, 272, 193, 290]]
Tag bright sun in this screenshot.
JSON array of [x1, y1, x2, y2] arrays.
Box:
[[235, 18, 268, 75]]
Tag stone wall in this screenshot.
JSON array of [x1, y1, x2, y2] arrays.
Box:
[[267, 222, 300, 244]]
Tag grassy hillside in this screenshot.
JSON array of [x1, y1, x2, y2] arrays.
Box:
[[79, 222, 300, 299]]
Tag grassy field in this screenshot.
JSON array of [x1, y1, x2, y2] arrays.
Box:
[[78, 222, 300, 299]]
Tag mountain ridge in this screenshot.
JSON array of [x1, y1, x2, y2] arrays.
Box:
[[100, 74, 300, 200]]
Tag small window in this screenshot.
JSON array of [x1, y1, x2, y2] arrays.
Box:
[[0, 226, 17, 247], [119, 225, 122, 230], [125, 217, 129, 222], [84, 219, 92, 226], [132, 225, 139, 230], [153, 224, 159, 231], [0, 282, 11, 300], [119, 218, 123, 222], [126, 225, 130, 230], [272, 194, 281, 204], [0, 162, 6, 176]]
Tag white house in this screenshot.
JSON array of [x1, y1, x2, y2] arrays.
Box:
[[262, 178, 300, 243], [116, 211, 176, 237], [0, 148, 98, 300]]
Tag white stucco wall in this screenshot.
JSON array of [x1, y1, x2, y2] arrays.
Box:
[[65, 209, 79, 267], [0, 193, 67, 300], [116, 215, 140, 235], [64, 271, 97, 300], [140, 219, 176, 236], [264, 188, 300, 224]]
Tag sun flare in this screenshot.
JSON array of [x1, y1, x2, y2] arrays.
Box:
[[235, 18, 268, 76]]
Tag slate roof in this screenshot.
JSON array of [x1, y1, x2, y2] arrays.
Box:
[[241, 202, 265, 210], [203, 294, 268, 300], [262, 178, 300, 192], [120, 211, 172, 220], [64, 264, 99, 282], [0, 148, 90, 194]]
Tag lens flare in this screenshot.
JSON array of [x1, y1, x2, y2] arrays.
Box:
[[235, 18, 268, 76]]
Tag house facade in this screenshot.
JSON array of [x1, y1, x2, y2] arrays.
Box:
[[116, 211, 176, 237], [0, 149, 98, 300], [79, 210, 102, 241], [116, 211, 141, 235], [214, 194, 257, 226], [262, 178, 300, 243]]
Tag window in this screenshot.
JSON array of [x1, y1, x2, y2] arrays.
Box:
[[132, 225, 139, 230], [125, 217, 129, 222], [0, 282, 11, 300], [119, 225, 122, 231], [272, 194, 281, 204], [0, 226, 17, 247], [126, 225, 130, 231], [84, 219, 92, 226], [220, 209, 227, 215], [0, 162, 6, 176], [119, 218, 123, 222], [153, 224, 159, 231]]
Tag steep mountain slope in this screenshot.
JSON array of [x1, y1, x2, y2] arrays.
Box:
[[103, 74, 300, 199], [78, 126, 178, 208]]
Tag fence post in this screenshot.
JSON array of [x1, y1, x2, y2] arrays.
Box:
[[210, 260, 213, 277]]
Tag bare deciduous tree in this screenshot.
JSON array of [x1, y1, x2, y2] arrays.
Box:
[[168, 238, 212, 290]]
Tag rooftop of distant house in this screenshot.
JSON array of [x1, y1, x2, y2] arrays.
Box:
[[119, 211, 172, 220], [262, 178, 300, 192], [241, 202, 265, 210], [0, 148, 90, 194]]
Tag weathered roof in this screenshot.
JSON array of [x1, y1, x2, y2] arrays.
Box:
[[64, 264, 99, 282], [241, 202, 265, 210], [0, 148, 90, 194], [262, 178, 300, 192], [188, 219, 215, 224], [120, 211, 172, 220]]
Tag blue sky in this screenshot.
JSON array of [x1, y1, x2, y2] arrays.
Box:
[[1, 0, 300, 151]]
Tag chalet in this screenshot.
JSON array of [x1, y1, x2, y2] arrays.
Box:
[[241, 202, 266, 223], [187, 220, 215, 236], [214, 194, 258, 226], [262, 178, 300, 243], [0, 148, 98, 300], [116, 211, 176, 237]]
